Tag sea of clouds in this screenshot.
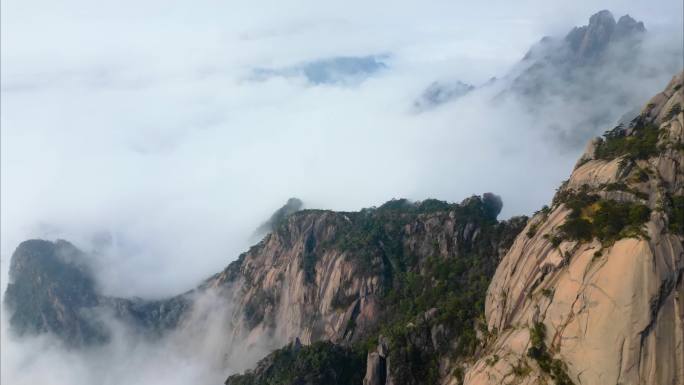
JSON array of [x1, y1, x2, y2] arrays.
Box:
[[1, 0, 682, 383]]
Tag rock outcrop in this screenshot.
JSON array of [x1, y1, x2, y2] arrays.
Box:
[[363, 337, 389, 385], [253, 197, 304, 236], [4, 239, 191, 346], [463, 72, 684, 385]]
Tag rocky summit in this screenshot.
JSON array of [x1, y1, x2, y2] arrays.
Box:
[[511, 9, 649, 100], [564, 10, 645, 63], [414, 10, 676, 152]]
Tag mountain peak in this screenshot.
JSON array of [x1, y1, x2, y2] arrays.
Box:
[[4, 239, 106, 345], [254, 197, 304, 235], [565, 10, 615, 61], [589, 9, 615, 25], [565, 9, 645, 62], [616, 14, 646, 35]]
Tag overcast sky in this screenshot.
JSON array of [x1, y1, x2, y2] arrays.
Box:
[[1, 0, 682, 299]]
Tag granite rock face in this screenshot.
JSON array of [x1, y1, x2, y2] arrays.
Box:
[[463, 72, 684, 385]]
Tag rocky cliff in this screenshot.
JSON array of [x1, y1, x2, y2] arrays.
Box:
[[205, 195, 524, 350], [4, 194, 525, 369], [463, 72, 684, 385]]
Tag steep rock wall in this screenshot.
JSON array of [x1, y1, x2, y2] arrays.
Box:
[[464, 72, 683, 385]]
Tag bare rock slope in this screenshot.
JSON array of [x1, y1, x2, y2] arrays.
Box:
[[464, 72, 684, 385]]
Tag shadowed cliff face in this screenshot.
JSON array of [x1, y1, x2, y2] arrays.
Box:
[[3, 239, 191, 347], [463, 72, 684, 385], [4, 240, 104, 345]]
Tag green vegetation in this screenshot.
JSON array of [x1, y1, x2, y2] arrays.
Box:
[[630, 167, 650, 183], [379, 253, 491, 384], [526, 222, 540, 238], [324, 196, 504, 274], [485, 354, 500, 366], [540, 288, 554, 299], [314, 195, 524, 385], [302, 232, 317, 283], [527, 322, 574, 385], [224, 341, 365, 385], [235, 195, 526, 385], [552, 189, 650, 246], [373, 214, 525, 385], [527, 205, 552, 239], [662, 194, 684, 235], [511, 359, 532, 377], [593, 119, 661, 161]]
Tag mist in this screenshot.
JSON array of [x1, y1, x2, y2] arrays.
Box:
[[1, 0, 682, 383], [1, 287, 282, 385]]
